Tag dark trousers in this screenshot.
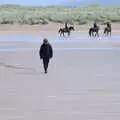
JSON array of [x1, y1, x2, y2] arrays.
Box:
[[43, 58, 49, 72]]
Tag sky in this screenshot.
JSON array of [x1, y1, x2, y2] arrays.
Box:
[[0, 0, 120, 6], [0, 0, 68, 5]]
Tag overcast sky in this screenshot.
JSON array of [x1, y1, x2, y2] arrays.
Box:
[[0, 0, 120, 6], [0, 0, 69, 5]]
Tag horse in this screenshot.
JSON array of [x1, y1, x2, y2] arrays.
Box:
[[103, 22, 112, 37], [89, 26, 100, 37], [58, 26, 74, 36]]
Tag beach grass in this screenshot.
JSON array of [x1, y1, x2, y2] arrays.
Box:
[[0, 4, 120, 25]]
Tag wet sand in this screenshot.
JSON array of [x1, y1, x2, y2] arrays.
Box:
[[0, 27, 120, 120]]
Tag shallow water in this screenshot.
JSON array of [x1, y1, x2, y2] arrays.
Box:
[[0, 47, 120, 53], [0, 34, 41, 42], [0, 33, 120, 43], [0, 33, 120, 52]]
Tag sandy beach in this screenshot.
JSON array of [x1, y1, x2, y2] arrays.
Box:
[[0, 22, 120, 34], [0, 23, 120, 120]]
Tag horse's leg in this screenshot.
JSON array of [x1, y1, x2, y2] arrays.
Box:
[[103, 29, 106, 37], [93, 32, 95, 37], [110, 31, 111, 37], [62, 31, 64, 36], [90, 32, 92, 37], [63, 32, 65, 36], [60, 32, 61, 36], [89, 30, 91, 37], [91, 31, 94, 37], [59, 30, 62, 36], [91, 29, 93, 37], [95, 33, 97, 37], [96, 31, 98, 37], [104, 29, 107, 37], [60, 31, 62, 36], [108, 32, 109, 37], [104, 33, 106, 37], [68, 31, 70, 36], [94, 32, 97, 37], [97, 31, 99, 37], [105, 31, 107, 37], [107, 31, 109, 37], [105, 31, 108, 37]]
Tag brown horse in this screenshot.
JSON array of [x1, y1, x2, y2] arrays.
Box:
[[58, 26, 74, 36], [104, 22, 112, 37], [89, 25, 100, 37]]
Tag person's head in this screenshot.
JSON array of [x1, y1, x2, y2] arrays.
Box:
[[43, 38, 49, 44]]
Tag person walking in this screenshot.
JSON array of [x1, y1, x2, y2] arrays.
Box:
[[39, 38, 53, 74]]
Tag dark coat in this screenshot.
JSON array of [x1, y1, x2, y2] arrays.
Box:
[[93, 23, 97, 28], [39, 43, 53, 59]]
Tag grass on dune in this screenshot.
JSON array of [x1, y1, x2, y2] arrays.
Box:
[[0, 4, 120, 25]]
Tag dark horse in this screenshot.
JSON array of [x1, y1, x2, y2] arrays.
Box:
[[104, 22, 112, 37], [58, 26, 74, 36], [89, 26, 100, 37]]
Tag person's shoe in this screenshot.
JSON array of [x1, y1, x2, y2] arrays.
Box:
[[45, 71, 47, 74]]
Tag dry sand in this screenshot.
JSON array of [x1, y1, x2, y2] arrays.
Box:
[[0, 23, 120, 120], [0, 22, 120, 34]]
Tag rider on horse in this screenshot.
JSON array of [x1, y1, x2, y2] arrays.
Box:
[[65, 22, 68, 30], [93, 22, 97, 29], [107, 22, 111, 29]]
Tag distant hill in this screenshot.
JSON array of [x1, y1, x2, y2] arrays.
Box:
[[62, 0, 120, 6]]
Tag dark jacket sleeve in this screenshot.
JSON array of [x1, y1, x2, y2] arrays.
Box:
[[49, 44, 53, 58], [39, 45, 43, 58]]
